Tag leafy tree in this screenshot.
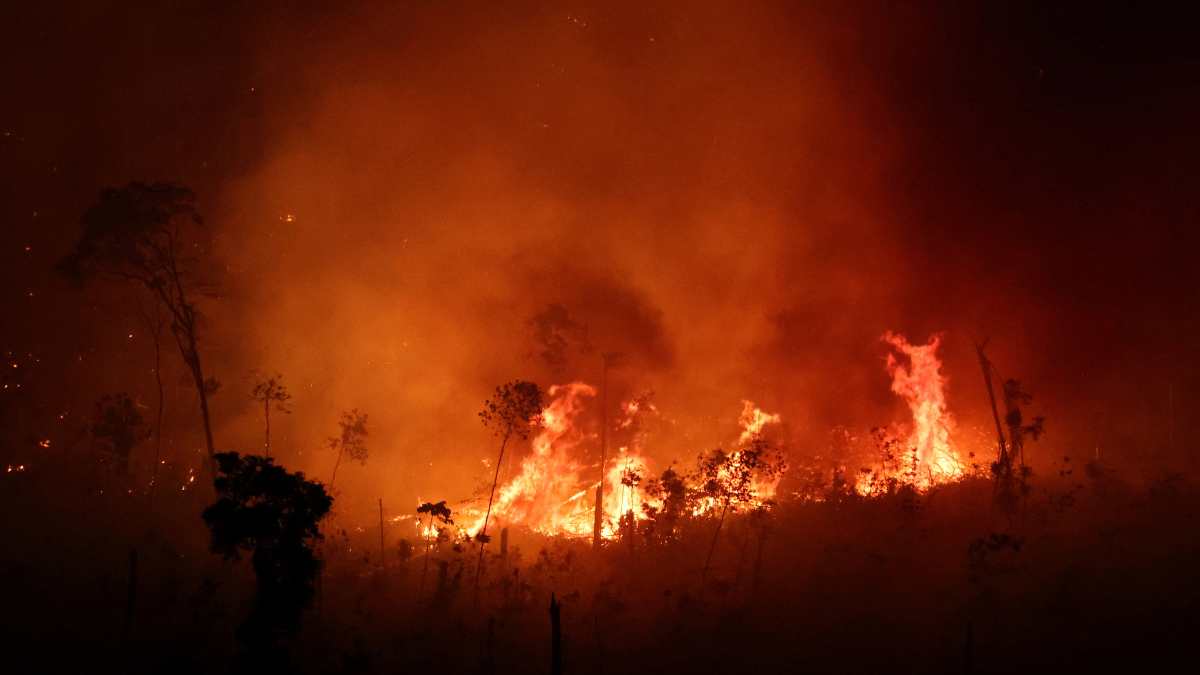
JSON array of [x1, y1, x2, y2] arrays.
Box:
[[60, 183, 221, 480], [202, 452, 332, 653], [327, 408, 368, 491], [992, 379, 1044, 515], [641, 466, 688, 544], [417, 500, 454, 598], [92, 393, 149, 473], [250, 372, 292, 458], [475, 380, 544, 591], [695, 437, 787, 588]]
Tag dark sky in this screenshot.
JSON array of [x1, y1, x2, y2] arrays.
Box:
[[3, 1, 1198, 510]]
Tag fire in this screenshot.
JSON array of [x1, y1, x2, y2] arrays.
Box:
[[691, 401, 786, 515], [464, 389, 790, 539], [858, 332, 962, 493], [737, 400, 781, 445], [468, 382, 602, 537]]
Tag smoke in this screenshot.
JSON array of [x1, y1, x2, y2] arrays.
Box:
[[4, 1, 1197, 518]]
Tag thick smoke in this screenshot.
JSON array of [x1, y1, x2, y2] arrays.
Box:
[[2, 2, 1196, 519]]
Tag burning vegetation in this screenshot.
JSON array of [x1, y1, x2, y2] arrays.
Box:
[[3, 3, 1199, 674]]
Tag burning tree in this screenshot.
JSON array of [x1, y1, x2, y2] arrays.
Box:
[[327, 408, 368, 491], [60, 183, 221, 481], [250, 372, 292, 459], [202, 452, 331, 655]]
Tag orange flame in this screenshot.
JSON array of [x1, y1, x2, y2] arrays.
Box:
[[859, 332, 962, 493], [469, 382, 601, 537]]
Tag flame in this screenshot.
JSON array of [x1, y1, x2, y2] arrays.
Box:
[[469, 382, 599, 537], [859, 332, 962, 493], [691, 401, 785, 515], [465, 390, 792, 538], [463, 383, 669, 540], [737, 400, 781, 445]]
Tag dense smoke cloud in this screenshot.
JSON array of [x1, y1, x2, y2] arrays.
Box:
[[2, 1, 1197, 518]]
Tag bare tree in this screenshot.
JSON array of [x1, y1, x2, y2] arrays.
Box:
[[250, 373, 292, 459], [60, 183, 221, 480], [327, 409, 368, 491]]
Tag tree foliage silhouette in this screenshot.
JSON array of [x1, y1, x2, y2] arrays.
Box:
[[475, 380, 544, 593], [695, 436, 786, 587], [202, 452, 332, 651], [327, 408, 368, 491], [417, 500, 454, 599], [60, 182, 221, 481]]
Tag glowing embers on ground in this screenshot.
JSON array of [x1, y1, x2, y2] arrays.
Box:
[[856, 332, 964, 494]]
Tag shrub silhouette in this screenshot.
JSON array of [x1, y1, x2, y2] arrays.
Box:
[[201, 452, 332, 653]]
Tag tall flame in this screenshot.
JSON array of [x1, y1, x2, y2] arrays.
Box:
[[874, 332, 963, 488]]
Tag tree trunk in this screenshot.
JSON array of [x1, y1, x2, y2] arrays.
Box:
[[593, 357, 609, 551], [419, 515, 432, 600], [475, 429, 512, 598], [148, 330, 165, 512], [330, 447, 344, 491], [187, 352, 217, 483], [700, 503, 729, 589], [264, 399, 271, 459], [550, 593, 562, 675], [378, 498, 385, 568], [122, 547, 138, 645], [751, 523, 768, 598]]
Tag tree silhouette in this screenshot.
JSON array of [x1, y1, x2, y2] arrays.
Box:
[[475, 380, 544, 592], [416, 500, 454, 599], [92, 393, 149, 473], [60, 182, 221, 481], [695, 436, 786, 588], [136, 294, 168, 509], [327, 408, 368, 491], [992, 379, 1045, 514], [250, 372, 292, 459], [641, 466, 688, 544], [202, 452, 332, 655]]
